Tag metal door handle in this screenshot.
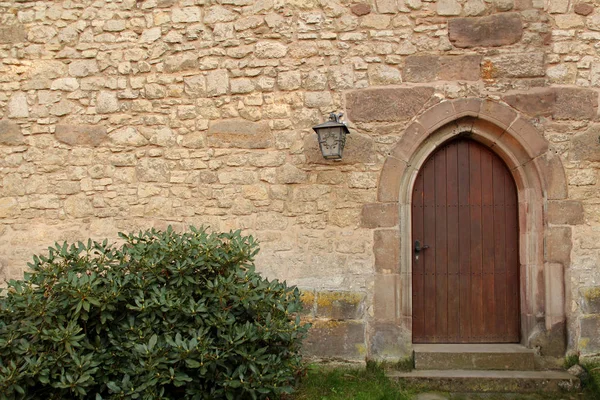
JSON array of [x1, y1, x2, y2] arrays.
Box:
[[414, 240, 430, 253]]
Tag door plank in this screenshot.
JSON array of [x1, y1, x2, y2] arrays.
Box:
[[457, 141, 471, 343], [412, 170, 425, 342], [423, 156, 437, 341], [481, 150, 495, 340], [435, 147, 449, 341], [469, 144, 483, 342], [446, 142, 460, 342]]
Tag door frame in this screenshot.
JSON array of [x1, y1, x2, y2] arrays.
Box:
[[369, 99, 569, 357]]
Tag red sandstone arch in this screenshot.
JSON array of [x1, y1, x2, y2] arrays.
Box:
[[369, 98, 570, 358]]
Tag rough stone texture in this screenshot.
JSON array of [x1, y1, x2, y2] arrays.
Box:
[[314, 291, 366, 320], [503, 88, 597, 121], [485, 53, 545, 78], [207, 119, 272, 149], [448, 13, 523, 48], [361, 203, 399, 228], [580, 287, 600, 315], [404, 55, 482, 82], [0, 121, 24, 145], [55, 125, 108, 147], [346, 87, 434, 122], [579, 315, 600, 355], [547, 201, 584, 225], [374, 229, 400, 272], [574, 3, 594, 16], [545, 227, 572, 265], [571, 125, 600, 162], [0, 24, 27, 44], [303, 320, 366, 360], [350, 3, 371, 16]]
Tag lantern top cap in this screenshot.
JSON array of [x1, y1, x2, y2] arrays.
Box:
[[312, 112, 350, 134]]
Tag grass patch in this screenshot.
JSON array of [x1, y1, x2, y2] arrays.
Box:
[[581, 359, 600, 400], [291, 364, 412, 400]]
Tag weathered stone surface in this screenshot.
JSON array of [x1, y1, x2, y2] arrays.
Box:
[[0, 24, 27, 44], [315, 291, 366, 320], [361, 203, 399, 228], [303, 320, 366, 360], [437, 0, 462, 15], [69, 60, 99, 77], [448, 13, 523, 48], [370, 321, 412, 360], [206, 69, 229, 97], [574, 3, 594, 16], [346, 87, 434, 122], [254, 41, 288, 58], [141, 27, 161, 43], [571, 125, 600, 162], [96, 91, 119, 114], [55, 124, 107, 147], [547, 200, 584, 225], [545, 226, 571, 265], [51, 78, 79, 91], [368, 64, 402, 85], [64, 194, 94, 218], [503, 89, 555, 117], [304, 132, 375, 165], [580, 287, 600, 314], [374, 229, 400, 272], [486, 53, 545, 78], [207, 119, 272, 148], [350, 3, 371, 16], [110, 127, 148, 147], [503, 88, 597, 120], [8, 93, 29, 119], [0, 121, 24, 145], [579, 315, 600, 355], [404, 55, 482, 82], [183, 75, 206, 97], [0, 197, 20, 218], [553, 88, 598, 120]]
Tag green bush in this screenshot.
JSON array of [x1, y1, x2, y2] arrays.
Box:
[[0, 227, 310, 400]]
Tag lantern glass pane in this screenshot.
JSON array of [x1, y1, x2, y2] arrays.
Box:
[[317, 127, 345, 159]]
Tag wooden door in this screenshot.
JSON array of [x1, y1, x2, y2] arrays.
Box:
[[412, 139, 520, 343]]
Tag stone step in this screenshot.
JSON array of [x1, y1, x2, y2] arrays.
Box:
[[389, 369, 580, 393], [413, 344, 535, 371]]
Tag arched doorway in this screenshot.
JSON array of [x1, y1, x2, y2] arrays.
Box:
[[411, 139, 519, 343]]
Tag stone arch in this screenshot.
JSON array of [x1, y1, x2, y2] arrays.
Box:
[[369, 98, 570, 358]]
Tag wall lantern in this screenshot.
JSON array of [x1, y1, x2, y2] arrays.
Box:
[[312, 112, 351, 160]]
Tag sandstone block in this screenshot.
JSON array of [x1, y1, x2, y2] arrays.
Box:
[[304, 132, 375, 165], [437, 0, 462, 15], [183, 75, 206, 97], [329, 208, 362, 228], [370, 321, 411, 360], [315, 291, 366, 320], [0, 198, 20, 218], [548, 0, 569, 13], [346, 87, 434, 122], [554, 88, 598, 120], [27, 26, 57, 43], [574, 3, 594, 16], [361, 203, 399, 228], [0, 24, 26, 44], [104, 20, 127, 32], [164, 54, 198, 72], [448, 13, 523, 48], [69, 60, 99, 78], [55, 124, 107, 147], [207, 119, 272, 148], [8, 93, 29, 119], [404, 55, 482, 82], [0, 121, 24, 145], [547, 200, 584, 225], [571, 125, 600, 162], [141, 27, 161, 43], [360, 14, 391, 29], [373, 274, 400, 321], [555, 14, 585, 29], [579, 315, 600, 355], [348, 172, 378, 189], [64, 194, 94, 218], [376, 0, 398, 13], [206, 69, 229, 97], [144, 84, 166, 99], [96, 91, 119, 114], [304, 91, 332, 108], [276, 163, 307, 184], [51, 78, 79, 91], [303, 320, 365, 360], [503, 89, 555, 117], [277, 71, 302, 91], [464, 0, 486, 15], [547, 63, 577, 84], [580, 287, 600, 314], [350, 3, 371, 15], [486, 53, 545, 78], [172, 7, 201, 23], [255, 41, 288, 58], [110, 127, 148, 147], [374, 229, 401, 273], [136, 158, 170, 182], [368, 64, 402, 85], [545, 226, 571, 265]]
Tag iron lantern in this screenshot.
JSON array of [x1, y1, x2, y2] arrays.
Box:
[[312, 112, 350, 160]]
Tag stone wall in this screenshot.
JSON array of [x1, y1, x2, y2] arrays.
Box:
[[0, 0, 599, 361]]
